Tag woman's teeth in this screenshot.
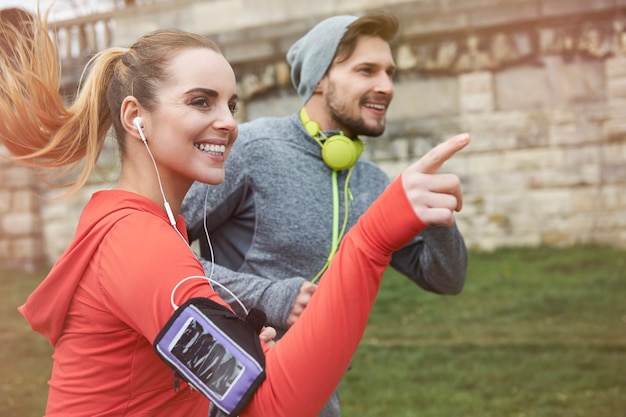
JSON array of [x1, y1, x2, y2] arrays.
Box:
[[195, 143, 226, 155]]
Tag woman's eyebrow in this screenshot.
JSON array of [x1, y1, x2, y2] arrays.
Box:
[[184, 88, 238, 102], [184, 87, 218, 97]]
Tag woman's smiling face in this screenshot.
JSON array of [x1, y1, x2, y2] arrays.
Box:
[[143, 47, 239, 190]]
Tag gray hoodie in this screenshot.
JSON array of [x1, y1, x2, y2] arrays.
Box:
[[182, 111, 467, 325]]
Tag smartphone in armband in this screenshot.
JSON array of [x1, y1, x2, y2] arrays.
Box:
[[154, 297, 266, 416]]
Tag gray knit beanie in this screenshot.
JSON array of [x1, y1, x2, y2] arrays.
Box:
[[287, 15, 358, 104]]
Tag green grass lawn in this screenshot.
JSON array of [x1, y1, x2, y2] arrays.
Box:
[[0, 266, 52, 417], [2, 244, 625, 416], [341, 244, 626, 417]]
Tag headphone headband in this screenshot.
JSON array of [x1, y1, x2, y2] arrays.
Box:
[[299, 108, 363, 171]]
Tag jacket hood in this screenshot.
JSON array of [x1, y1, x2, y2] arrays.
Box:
[[18, 190, 182, 346]]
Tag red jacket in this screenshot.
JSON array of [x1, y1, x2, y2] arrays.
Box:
[[19, 177, 424, 416]]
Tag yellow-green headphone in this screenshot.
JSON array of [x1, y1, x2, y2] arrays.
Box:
[[300, 107, 364, 171]]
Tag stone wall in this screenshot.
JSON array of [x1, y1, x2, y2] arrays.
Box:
[[0, 159, 45, 271], [222, 0, 626, 251], [1, 0, 626, 270]]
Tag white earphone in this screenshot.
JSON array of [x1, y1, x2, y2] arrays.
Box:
[[133, 116, 147, 143], [132, 115, 177, 227]]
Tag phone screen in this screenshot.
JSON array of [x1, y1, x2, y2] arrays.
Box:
[[170, 317, 245, 398]]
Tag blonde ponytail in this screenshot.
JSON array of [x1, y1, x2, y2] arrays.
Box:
[[1, 9, 223, 195], [0, 8, 118, 194]]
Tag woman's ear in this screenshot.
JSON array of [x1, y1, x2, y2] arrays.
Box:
[[120, 96, 145, 143]]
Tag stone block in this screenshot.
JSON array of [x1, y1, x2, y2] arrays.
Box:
[[43, 220, 76, 262], [459, 111, 531, 151], [600, 142, 626, 165], [599, 184, 626, 209], [390, 137, 412, 162], [401, 12, 469, 38], [12, 190, 38, 212], [376, 160, 403, 181], [4, 166, 35, 189], [495, 65, 551, 110], [246, 93, 300, 120], [579, 165, 603, 186], [596, 210, 626, 228], [541, 0, 615, 17], [470, 0, 540, 28], [224, 41, 277, 63], [571, 187, 603, 211], [0, 240, 9, 257], [439, 152, 470, 175], [605, 56, 626, 79], [459, 71, 494, 113], [527, 188, 572, 214], [390, 75, 459, 119], [502, 148, 563, 172], [603, 119, 626, 144], [606, 78, 626, 99], [0, 190, 10, 214], [605, 101, 626, 118], [549, 123, 597, 146], [601, 162, 626, 184], [528, 167, 594, 188], [12, 237, 43, 263], [564, 144, 601, 167], [2, 212, 38, 236], [464, 153, 503, 175]]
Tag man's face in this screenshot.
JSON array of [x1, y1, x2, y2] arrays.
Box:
[[320, 35, 396, 138]]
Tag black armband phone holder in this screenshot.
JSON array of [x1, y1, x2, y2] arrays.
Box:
[[153, 297, 266, 416]]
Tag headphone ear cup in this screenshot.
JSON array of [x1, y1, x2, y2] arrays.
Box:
[[321, 134, 363, 171], [303, 119, 321, 137]]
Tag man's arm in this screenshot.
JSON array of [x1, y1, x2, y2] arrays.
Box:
[[181, 154, 309, 329], [388, 133, 469, 295], [390, 223, 467, 294], [195, 255, 306, 328]]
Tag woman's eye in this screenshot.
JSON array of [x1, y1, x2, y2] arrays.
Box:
[[190, 97, 210, 107], [229, 102, 239, 115]]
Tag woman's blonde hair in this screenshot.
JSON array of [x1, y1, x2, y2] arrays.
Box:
[[0, 8, 221, 194]]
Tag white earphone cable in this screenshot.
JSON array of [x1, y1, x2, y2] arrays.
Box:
[[139, 132, 178, 228], [167, 185, 249, 315], [137, 120, 249, 315]]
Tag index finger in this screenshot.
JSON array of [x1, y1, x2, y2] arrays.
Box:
[[412, 133, 470, 174]]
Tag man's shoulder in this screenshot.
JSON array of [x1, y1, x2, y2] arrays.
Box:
[[237, 114, 298, 142]]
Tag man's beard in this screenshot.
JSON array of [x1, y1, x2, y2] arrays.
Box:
[[326, 87, 387, 138], [330, 110, 386, 137]]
